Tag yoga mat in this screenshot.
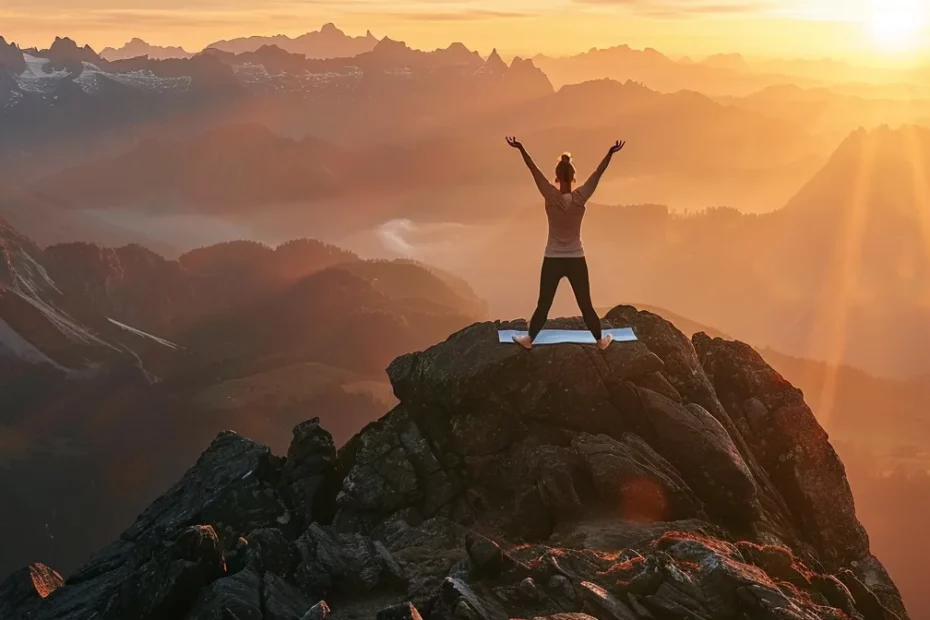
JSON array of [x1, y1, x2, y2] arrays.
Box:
[[498, 327, 637, 345]]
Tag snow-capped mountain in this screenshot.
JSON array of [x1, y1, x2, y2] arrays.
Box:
[[0, 33, 552, 175], [0, 217, 178, 378]]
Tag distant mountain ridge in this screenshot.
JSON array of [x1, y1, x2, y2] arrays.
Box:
[[532, 43, 930, 97], [207, 22, 378, 58], [100, 38, 193, 61], [0, 33, 551, 176], [0, 215, 488, 578], [32, 76, 817, 216]]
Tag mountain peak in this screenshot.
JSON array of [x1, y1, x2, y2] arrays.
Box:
[[485, 48, 507, 72], [0, 35, 26, 73], [319, 22, 342, 35], [373, 36, 410, 54], [46, 36, 101, 64], [4, 304, 908, 619], [782, 124, 930, 218]]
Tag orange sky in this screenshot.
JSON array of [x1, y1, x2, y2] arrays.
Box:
[[2, 0, 929, 63]]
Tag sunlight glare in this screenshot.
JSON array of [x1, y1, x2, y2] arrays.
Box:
[[866, 0, 926, 53]]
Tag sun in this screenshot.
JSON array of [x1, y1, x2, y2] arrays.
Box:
[[866, 0, 926, 53]]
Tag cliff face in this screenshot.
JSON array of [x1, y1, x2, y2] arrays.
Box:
[[1, 306, 909, 620]]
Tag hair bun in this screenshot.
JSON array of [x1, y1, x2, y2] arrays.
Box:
[[561, 153, 572, 162]]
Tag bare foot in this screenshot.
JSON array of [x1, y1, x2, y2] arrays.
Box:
[[513, 334, 533, 350], [597, 334, 614, 351]]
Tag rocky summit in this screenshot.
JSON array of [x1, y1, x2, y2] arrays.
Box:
[[1, 306, 910, 620]]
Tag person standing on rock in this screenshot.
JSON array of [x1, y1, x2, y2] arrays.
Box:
[[506, 136, 626, 350]]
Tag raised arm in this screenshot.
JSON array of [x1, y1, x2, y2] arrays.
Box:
[[506, 136, 561, 203], [577, 140, 626, 202]]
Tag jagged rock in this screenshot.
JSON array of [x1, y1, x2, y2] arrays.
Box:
[[185, 568, 262, 620], [531, 445, 588, 523], [637, 390, 758, 522], [572, 432, 703, 521], [695, 334, 866, 558], [427, 577, 498, 620], [0, 563, 63, 620], [335, 410, 427, 521], [38, 524, 225, 620], [294, 524, 405, 598], [14, 306, 909, 620], [518, 578, 540, 601], [383, 517, 469, 603], [735, 542, 810, 587], [263, 573, 313, 620], [377, 601, 424, 620], [837, 569, 902, 620], [302, 601, 331, 620], [579, 581, 637, 620], [244, 528, 296, 576], [387, 321, 663, 439], [694, 334, 907, 617], [119, 431, 291, 547], [809, 574, 860, 618], [112, 525, 225, 619], [300, 601, 330, 620], [466, 532, 505, 578], [27, 432, 287, 620], [284, 418, 338, 527], [545, 575, 578, 609]]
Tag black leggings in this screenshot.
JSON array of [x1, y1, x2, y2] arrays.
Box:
[[529, 257, 602, 341]]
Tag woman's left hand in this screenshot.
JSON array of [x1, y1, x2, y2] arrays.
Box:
[[609, 140, 626, 155]]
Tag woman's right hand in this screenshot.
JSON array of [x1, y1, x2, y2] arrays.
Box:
[[506, 136, 524, 150], [609, 140, 626, 155]]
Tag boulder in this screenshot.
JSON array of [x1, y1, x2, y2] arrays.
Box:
[[0, 563, 63, 620], [284, 418, 338, 528], [37, 525, 225, 620], [466, 532, 505, 578], [695, 334, 867, 562], [302, 601, 331, 620], [185, 568, 263, 620], [294, 523, 405, 598], [572, 432, 703, 521], [579, 581, 638, 620], [243, 528, 297, 576], [377, 601, 424, 620], [262, 573, 313, 620], [119, 432, 291, 546], [636, 390, 758, 522], [28, 431, 287, 620]]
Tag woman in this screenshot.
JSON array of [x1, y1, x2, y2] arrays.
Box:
[[506, 136, 626, 350]]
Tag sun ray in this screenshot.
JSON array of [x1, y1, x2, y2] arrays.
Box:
[[903, 123, 930, 304], [814, 133, 875, 425]]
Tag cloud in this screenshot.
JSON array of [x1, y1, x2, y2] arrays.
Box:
[[377, 219, 476, 258], [575, 0, 778, 18], [380, 9, 535, 22]]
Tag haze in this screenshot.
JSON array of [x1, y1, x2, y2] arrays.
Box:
[[2, 3, 930, 620], [4, 0, 930, 62]]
